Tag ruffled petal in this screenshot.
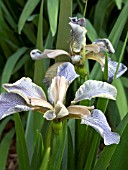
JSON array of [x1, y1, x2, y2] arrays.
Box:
[[57, 62, 79, 83], [3, 77, 47, 105], [93, 38, 115, 53], [72, 80, 117, 103], [30, 49, 69, 60], [102, 57, 127, 83], [0, 92, 32, 120], [81, 109, 120, 145]]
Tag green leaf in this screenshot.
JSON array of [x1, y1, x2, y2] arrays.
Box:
[[114, 0, 122, 9], [86, 19, 98, 42], [25, 111, 44, 163], [0, 128, 15, 170], [39, 148, 51, 170], [47, 0, 59, 36], [56, 0, 72, 62], [93, 112, 128, 170], [94, 0, 111, 35], [112, 79, 128, 120], [30, 131, 43, 170], [114, 31, 128, 79], [108, 118, 128, 169], [0, 117, 11, 136], [14, 113, 30, 170], [18, 0, 40, 34], [48, 121, 67, 170], [1, 47, 28, 91], [108, 0, 128, 49], [34, 0, 45, 87]]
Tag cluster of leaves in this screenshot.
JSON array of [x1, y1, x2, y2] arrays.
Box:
[[0, 0, 128, 170]]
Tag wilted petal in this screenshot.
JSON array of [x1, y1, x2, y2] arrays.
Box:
[[43, 62, 64, 87], [67, 105, 93, 118], [0, 92, 32, 120], [81, 109, 120, 145], [43, 110, 56, 120], [69, 17, 86, 27], [69, 22, 87, 53], [57, 62, 79, 83], [48, 76, 69, 105], [102, 57, 127, 83], [72, 80, 117, 103], [30, 49, 69, 60], [55, 100, 69, 118], [3, 77, 46, 105], [93, 38, 115, 53]]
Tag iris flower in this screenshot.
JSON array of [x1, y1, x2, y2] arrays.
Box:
[[0, 62, 120, 145], [30, 17, 127, 83]]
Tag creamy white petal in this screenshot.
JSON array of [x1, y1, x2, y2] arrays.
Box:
[[57, 62, 79, 83], [81, 109, 120, 145], [72, 80, 117, 103], [3, 77, 46, 104], [0, 92, 32, 120], [48, 76, 69, 105], [67, 105, 93, 118], [55, 100, 69, 118]]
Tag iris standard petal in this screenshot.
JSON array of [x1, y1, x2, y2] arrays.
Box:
[[72, 80, 117, 103], [81, 109, 120, 145], [43, 62, 63, 87], [0, 92, 32, 120], [3, 77, 46, 105], [57, 62, 79, 83], [48, 76, 69, 105], [30, 49, 69, 60]]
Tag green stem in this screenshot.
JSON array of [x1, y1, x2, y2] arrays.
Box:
[[83, 0, 88, 17]]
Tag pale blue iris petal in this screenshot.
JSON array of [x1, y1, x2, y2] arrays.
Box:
[[0, 92, 32, 120], [81, 109, 120, 145], [43, 110, 56, 120], [102, 57, 127, 83], [57, 62, 79, 83], [3, 77, 46, 104]]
